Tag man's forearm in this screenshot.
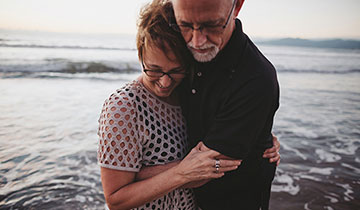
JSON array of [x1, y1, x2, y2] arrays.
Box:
[[136, 161, 181, 181]]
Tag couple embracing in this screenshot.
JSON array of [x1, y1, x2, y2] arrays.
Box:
[[97, 0, 280, 209]]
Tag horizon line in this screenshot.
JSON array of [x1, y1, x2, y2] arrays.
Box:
[[1, 28, 360, 41]]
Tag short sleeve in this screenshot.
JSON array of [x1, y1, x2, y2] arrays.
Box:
[[97, 91, 142, 172]]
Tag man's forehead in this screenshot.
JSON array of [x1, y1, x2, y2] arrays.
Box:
[[171, 0, 232, 5], [172, 0, 232, 23]]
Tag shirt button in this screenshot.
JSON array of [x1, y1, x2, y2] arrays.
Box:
[[197, 72, 202, 77], [191, 89, 196, 94]]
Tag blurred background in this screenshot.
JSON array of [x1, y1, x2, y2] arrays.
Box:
[[0, 0, 359, 209]]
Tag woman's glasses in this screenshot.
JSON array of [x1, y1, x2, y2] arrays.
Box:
[[141, 59, 187, 80]]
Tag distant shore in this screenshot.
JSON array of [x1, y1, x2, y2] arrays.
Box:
[[257, 38, 360, 49]]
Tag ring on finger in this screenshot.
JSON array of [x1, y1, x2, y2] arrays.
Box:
[[215, 159, 220, 173], [215, 159, 220, 168]]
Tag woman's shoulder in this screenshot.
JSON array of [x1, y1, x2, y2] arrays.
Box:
[[107, 80, 141, 100], [97, 80, 144, 172], [102, 80, 144, 108]]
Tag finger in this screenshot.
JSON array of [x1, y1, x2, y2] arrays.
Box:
[[272, 135, 280, 151], [274, 138, 280, 147], [197, 172, 224, 180], [263, 151, 276, 158], [276, 158, 281, 166], [194, 141, 204, 151], [269, 155, 280, 164], [263, 148, 277, 158], [211, 173, 225, 179], [263, 139, 281, 156], [264, 146, 276, 154], [198, 141, 204, 149], [274, 142, 280, 152], [200, 170, 225, 179], [218, 165, 239, 173], [198, 141, 208, 151], [215, 159, 242, 167]]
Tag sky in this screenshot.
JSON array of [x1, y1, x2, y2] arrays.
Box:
[[0, 0, 359, 39]]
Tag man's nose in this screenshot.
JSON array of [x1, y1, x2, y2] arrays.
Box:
[[190, 29, 207, 48], [159, 74, 172, 88]]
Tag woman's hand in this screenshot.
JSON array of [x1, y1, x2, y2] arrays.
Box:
[[173, 142, 242, 183]]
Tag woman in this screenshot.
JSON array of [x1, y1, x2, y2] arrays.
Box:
[[97, 1, 241, 209]]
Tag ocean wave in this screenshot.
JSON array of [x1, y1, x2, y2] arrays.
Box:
[[0, 61, 141, 74], [309, 167, 333, 175], [0, 43, 136, 51], [315, 149, 341, 163], [0, 68, 142, 81], [272, 171, 300, 195], [277, 68, 360, 74], [1, 59, 359, 76], [0, 72, 139, 81]]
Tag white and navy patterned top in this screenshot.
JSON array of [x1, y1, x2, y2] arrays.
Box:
[[97, 80, 197, 210]]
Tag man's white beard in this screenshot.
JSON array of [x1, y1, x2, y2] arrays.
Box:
[[187, 42, 220, 62]]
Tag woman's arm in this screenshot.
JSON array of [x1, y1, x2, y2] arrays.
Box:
[[102, 142, 241, 210], [135, 161, 180, 181], [101, 166, 183, 210], [137, 136, 280, 182]]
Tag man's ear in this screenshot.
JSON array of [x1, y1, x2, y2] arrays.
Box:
[[234, 0, 245, 17]]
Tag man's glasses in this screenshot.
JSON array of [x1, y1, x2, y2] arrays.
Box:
[[169, 0, 236, 36], [141, 59, 187, 80]]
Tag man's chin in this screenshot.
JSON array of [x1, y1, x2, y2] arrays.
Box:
[[190, 48, 219, 63]]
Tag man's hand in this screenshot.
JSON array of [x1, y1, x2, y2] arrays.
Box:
[[263, 134, 280, 165]]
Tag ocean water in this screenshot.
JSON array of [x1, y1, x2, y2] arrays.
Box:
[[0, 30, 359, 210]]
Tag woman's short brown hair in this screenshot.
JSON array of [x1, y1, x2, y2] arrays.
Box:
[[136, 0, 193, 70]]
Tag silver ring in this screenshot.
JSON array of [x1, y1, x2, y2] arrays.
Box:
[[215, 166, 219, 173], [215, 159, 220, 168]]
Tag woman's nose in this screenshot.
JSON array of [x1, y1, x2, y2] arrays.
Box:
[[158, 74, 172, 88]]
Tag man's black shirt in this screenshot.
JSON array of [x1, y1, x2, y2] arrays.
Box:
[[179, 19, 280, 210]]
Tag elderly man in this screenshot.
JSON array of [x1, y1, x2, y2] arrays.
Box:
[[138, 0, 280, 209], [171, 0, 280, 209]]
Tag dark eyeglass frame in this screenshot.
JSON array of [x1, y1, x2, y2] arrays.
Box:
[[169, 0, 237, 34], [141, 58, 187, 80]]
